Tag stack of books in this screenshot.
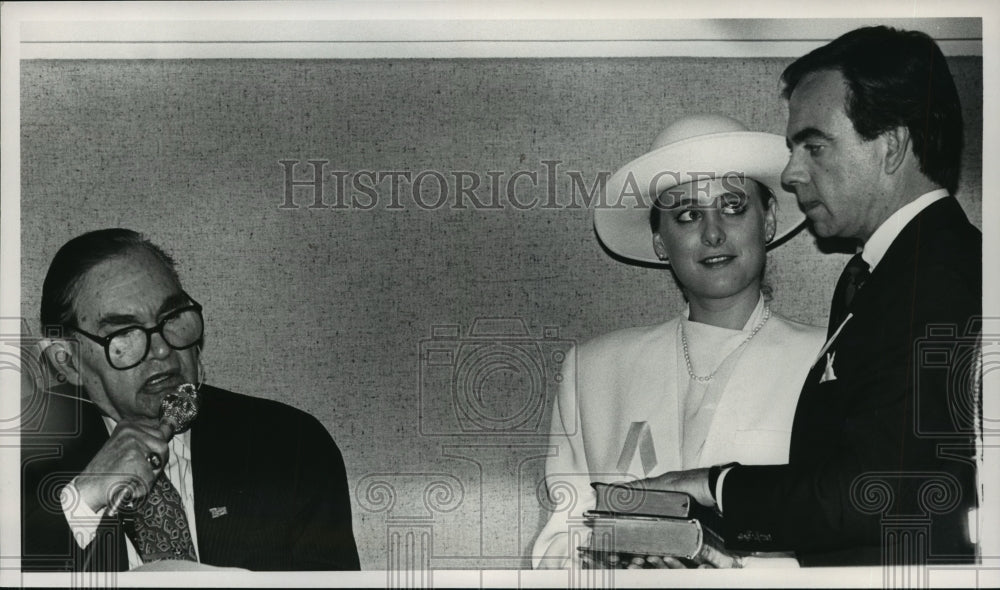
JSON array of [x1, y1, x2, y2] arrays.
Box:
[[580, 482, 741, 569]]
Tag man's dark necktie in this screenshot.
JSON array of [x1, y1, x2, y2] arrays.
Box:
[[827, 253, 871, 339], [125, 472, 198, 563]]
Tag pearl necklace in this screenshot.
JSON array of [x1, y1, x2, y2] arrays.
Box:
[[681, 305, 771, 383]]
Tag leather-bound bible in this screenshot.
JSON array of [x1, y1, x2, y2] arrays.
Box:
[[582, 510, 740, 569], [591, 482, 722, 531], [584, 483, 738, 568]]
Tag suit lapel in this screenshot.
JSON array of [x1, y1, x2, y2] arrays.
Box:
[[847, 197, 965, 326], [792, 198, 972, 462], [812, 199, 967, 381], [190, 386, 244, 565]]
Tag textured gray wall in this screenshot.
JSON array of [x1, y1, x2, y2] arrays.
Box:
[[20, 57, 982, 569]]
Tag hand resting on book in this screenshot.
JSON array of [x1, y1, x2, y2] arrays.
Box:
[[581, 550, 716, 569], [640, 467, 714, 507]]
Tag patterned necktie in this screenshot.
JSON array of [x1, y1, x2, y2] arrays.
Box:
[[827, 253, 871, 339], [126, 472, 198, 563]]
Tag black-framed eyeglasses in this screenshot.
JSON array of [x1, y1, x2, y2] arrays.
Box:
[[72, 294, 204, 371]]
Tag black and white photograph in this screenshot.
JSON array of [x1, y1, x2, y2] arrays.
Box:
[[1, 1, 997, 587]]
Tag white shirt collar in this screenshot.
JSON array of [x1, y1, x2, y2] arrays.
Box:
[[861, 189, 950, 270]]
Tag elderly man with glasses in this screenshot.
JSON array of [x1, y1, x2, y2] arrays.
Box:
[[21, 228, 360, 572]]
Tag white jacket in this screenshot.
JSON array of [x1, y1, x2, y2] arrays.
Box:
[[531, 311, 824, 568]]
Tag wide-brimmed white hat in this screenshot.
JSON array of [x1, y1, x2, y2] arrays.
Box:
[[594, 113, 804, 265]]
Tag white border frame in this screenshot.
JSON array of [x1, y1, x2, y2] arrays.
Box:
[[14, 12, 985, 58], [2, 1, 997, 588]]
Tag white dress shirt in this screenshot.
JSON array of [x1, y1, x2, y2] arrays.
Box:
[[59, 418, 200, 568]]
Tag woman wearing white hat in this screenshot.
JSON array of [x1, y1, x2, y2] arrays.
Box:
[[532, 114, 825, 569]]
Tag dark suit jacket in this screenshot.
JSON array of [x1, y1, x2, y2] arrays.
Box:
[[721, 197, 981, 566], [22, 384, 361, 571]]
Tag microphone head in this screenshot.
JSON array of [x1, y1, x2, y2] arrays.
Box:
[[159, 383, 201, 434]]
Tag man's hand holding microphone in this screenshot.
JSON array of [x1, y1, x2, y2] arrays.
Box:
[[73, 384, 200, 515]]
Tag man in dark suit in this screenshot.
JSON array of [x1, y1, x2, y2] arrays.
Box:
[[646, 26, 980, 566], [22, 228, 361, 571]]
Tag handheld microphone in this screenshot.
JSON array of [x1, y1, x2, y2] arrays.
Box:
[[159, 383, 201, 435], [107, 383, 201, 516]]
